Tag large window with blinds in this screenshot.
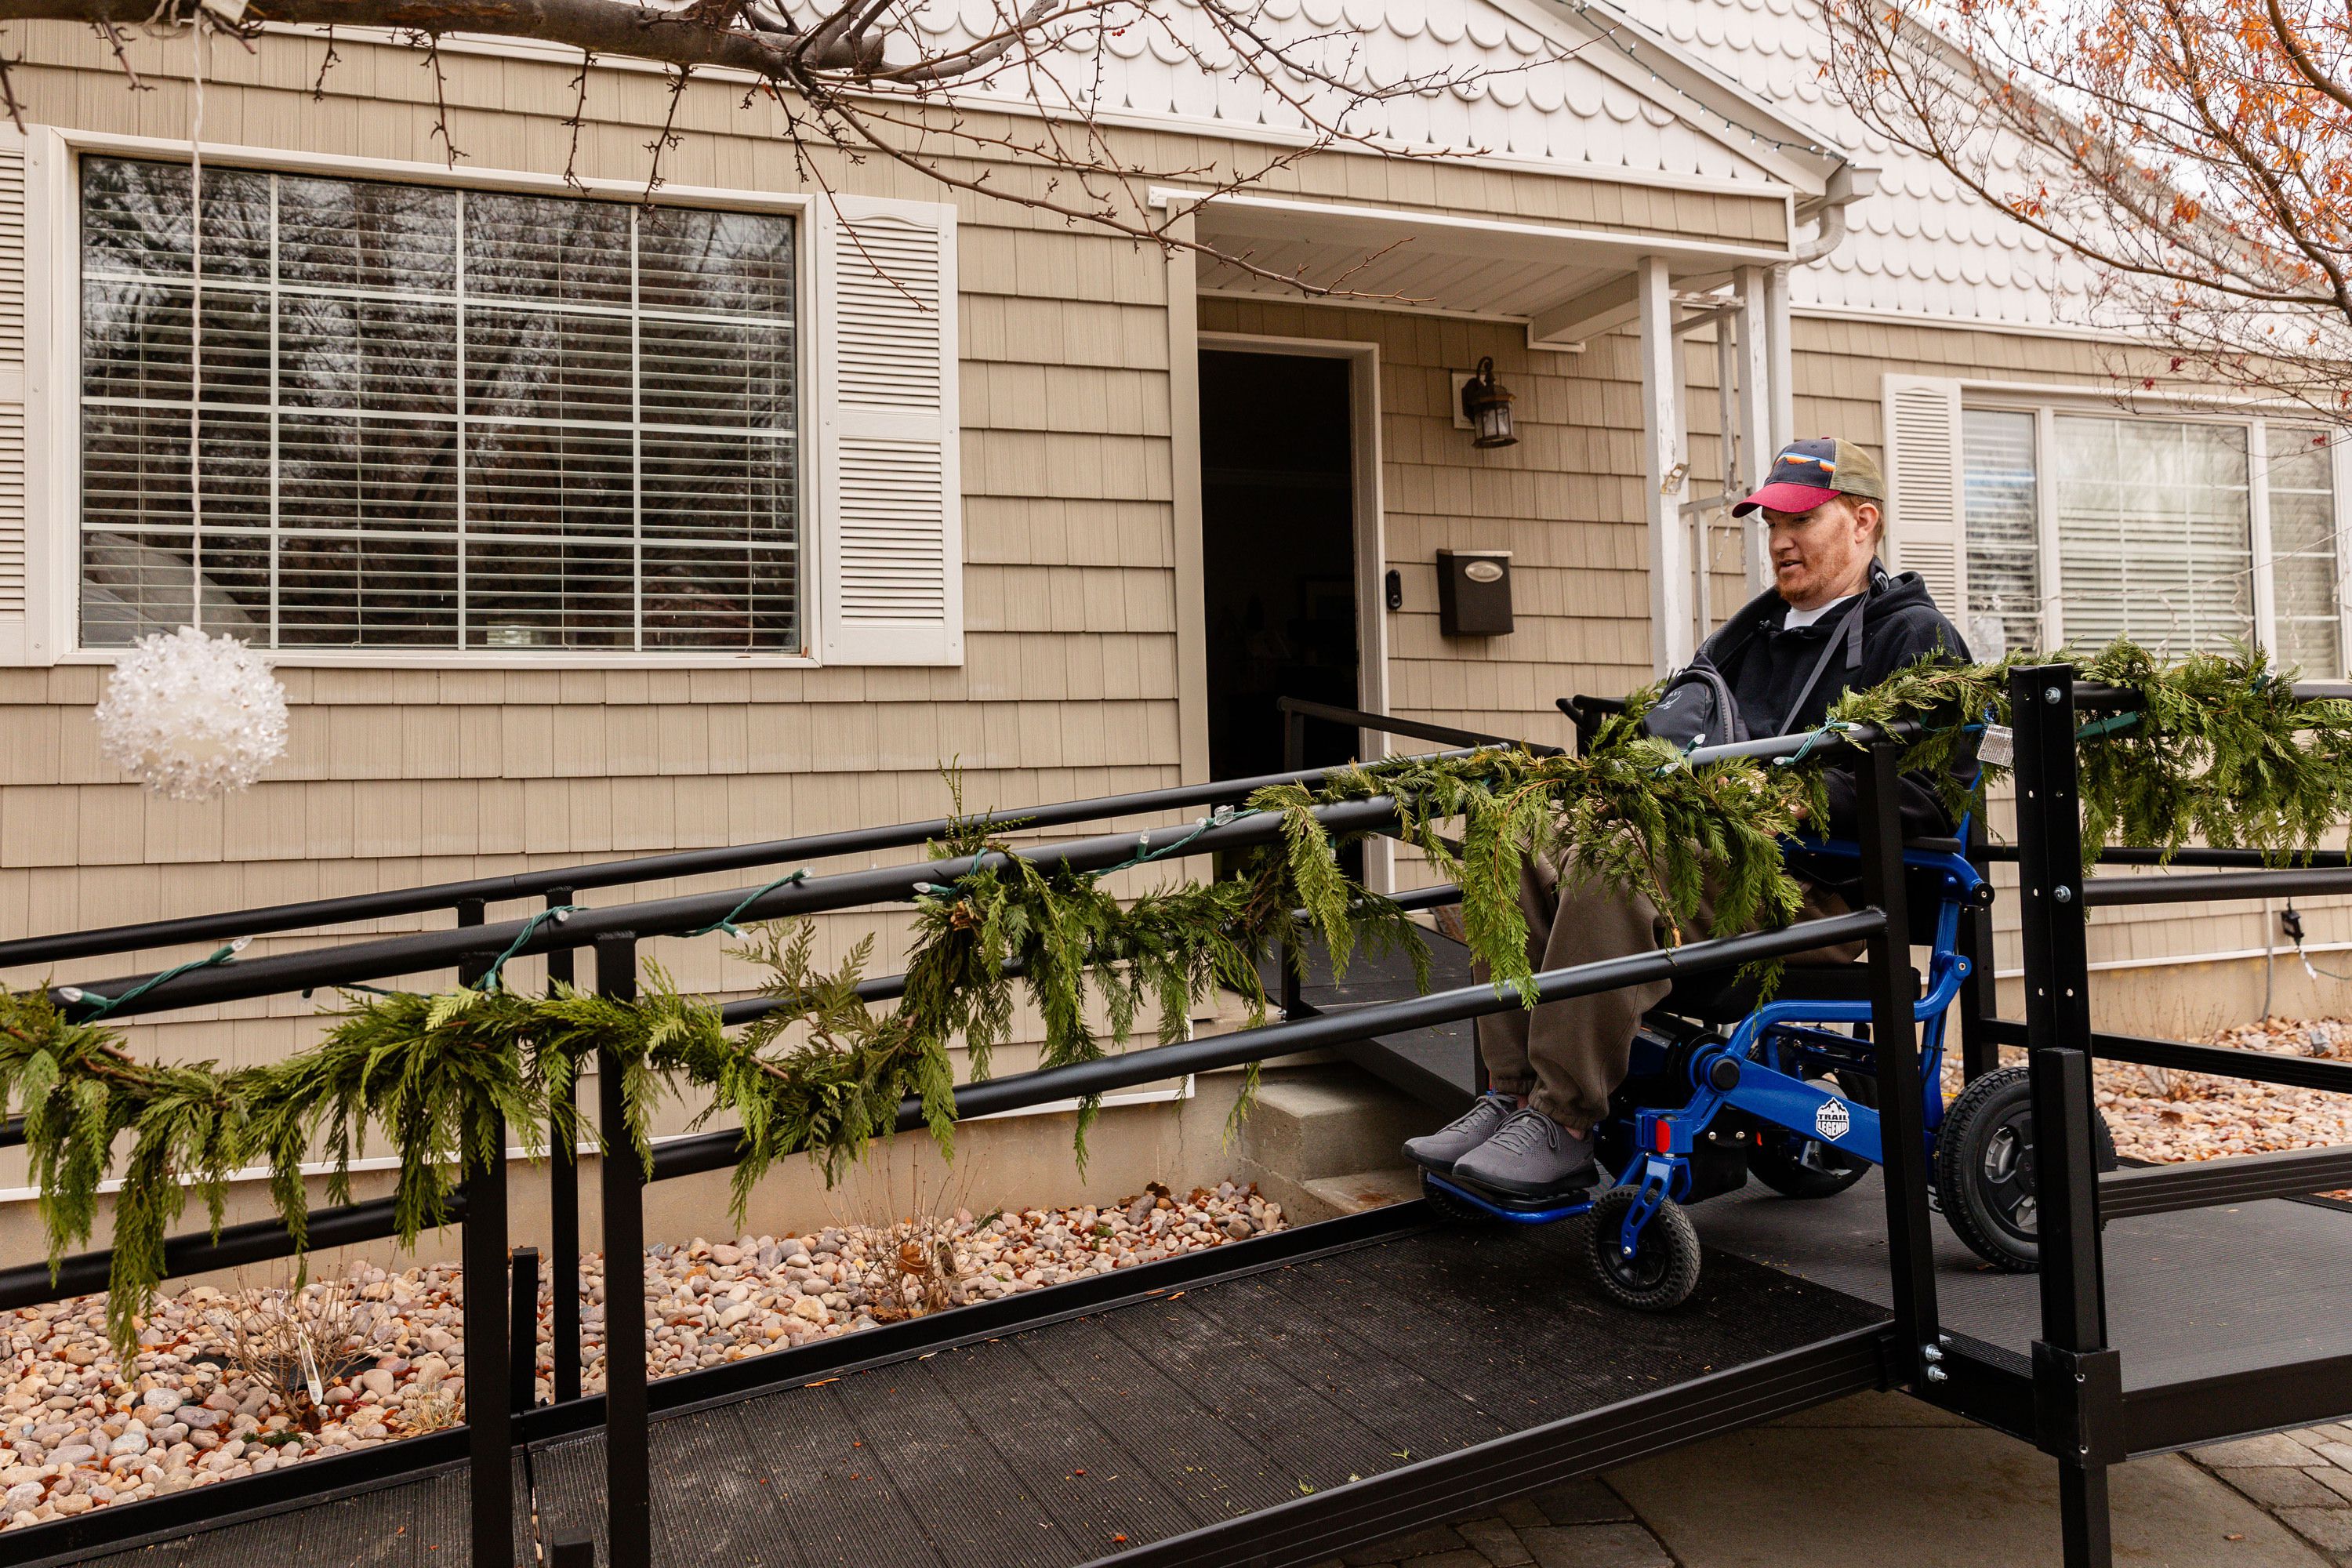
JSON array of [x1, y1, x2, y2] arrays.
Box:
[[77, 156, 800, 653], [1958, 407, 2343, 674]]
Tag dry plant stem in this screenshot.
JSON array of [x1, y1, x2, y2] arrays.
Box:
[[202, 1272, 390, 1432]]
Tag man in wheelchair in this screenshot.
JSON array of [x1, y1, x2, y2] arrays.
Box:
[[1406, 437, 1973, 1204]]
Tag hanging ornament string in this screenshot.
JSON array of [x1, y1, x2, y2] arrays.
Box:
[[471, 904, 584, 991], [62, 937, 249, 1020], [680, 869, 811, 938], [189, 16, 205, 601]]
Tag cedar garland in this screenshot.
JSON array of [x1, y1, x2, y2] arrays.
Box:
[[9, 641, 2352, 1350]]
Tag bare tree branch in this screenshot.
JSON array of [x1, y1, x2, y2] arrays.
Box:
[[1821, 0, 2352, 417], [3, 0, 1595, 303]]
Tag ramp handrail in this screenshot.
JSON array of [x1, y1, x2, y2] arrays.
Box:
[[48, 796, 1404, 1021], [0, 751, 1483, 973], [0, 909, 1878, 1313]]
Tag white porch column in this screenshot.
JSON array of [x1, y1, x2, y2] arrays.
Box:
[[1163, 205, 1211, 784], [1639, 256, 1694, 674], [1765, 263, 1795, 455], [1734, 265, 1776, 591]]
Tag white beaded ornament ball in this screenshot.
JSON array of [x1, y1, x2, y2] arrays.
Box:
[[94, 626, 290, 801]]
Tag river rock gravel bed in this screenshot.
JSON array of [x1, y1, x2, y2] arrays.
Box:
[[0, 1179, 1283, 1533], [2089, 1015, 2352, 1167]]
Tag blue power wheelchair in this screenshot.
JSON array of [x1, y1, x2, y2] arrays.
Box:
[[1421, 827, 2103, 1311]]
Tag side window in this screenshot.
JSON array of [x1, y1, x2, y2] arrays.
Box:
[[1905, 376, 2340, 672], [2269, 425, 2343, 677], [1960, 408, 2039, 659]]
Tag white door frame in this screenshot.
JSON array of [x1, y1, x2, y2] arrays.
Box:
[[1196, 331, 1392, 890]]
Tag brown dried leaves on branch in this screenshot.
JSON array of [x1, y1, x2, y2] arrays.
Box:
[[1819, 0, 2352, 419]]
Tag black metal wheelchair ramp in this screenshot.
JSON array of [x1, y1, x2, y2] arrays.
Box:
[[528, 1215, 1890, 1568], [38, 1207, 1893, 1568], [71, 1221, 1889, 1567]]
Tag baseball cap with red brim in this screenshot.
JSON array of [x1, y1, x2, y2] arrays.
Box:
[[1732, 436, 1886, 517]]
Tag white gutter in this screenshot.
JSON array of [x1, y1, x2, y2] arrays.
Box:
[[1792, 163, 1878, 266]]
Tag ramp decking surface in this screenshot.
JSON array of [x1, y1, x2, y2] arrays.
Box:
[[1700, 1171, 2352, 1389], [60, 1221, 1884, 1568]]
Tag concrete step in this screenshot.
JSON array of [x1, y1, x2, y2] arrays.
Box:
[[1232, 1065, 1446, 1223], [1301, 1166, 1425, 1217]]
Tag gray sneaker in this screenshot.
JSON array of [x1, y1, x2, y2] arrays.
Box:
[[1403, 1092, 1516, 1174], [1451, 1107, 1597, 1200]]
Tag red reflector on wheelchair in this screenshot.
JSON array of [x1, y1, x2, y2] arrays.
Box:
[[1654, 1121, 1671, 1153]]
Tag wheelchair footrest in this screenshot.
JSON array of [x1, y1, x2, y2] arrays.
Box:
[[1433, 1171, 1597, 1221]]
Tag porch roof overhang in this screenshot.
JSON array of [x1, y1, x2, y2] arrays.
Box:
[[1152, 188, 1799, 344]]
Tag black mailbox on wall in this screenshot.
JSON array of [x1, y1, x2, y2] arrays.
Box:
[[1436, 550, 1514, 637]]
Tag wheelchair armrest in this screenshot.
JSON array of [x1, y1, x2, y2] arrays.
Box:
[[1559, 695, 1630, 757], [1788, 835, 1966, 858]]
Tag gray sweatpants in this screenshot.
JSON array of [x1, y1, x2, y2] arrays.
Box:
[[1474, 854, 1862, 1132]]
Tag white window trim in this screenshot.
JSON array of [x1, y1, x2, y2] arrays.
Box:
[[1955, 379, 2347, 675], [27, 125, 826, 670]]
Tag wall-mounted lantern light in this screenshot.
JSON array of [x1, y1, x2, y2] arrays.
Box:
[[1459, 356, 1517, 449]]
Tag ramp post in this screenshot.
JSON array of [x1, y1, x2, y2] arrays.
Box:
[[546, 886, 584, 1406], [457, 935, 515, 1568], [2011, 667, 2118, 1568], [1856, 734, 1940, 1377], [597, 931, 653, 1568], [1957, 812, 2001, 1082], [1280, 704, 1308, 1021]]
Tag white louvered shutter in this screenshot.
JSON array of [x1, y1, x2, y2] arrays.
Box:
[[0, 131, 30, 665], [813, 195, 963, 666], [1882, 376, 1965, 619]]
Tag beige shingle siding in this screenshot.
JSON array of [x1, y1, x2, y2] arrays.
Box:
[[1, 25, 1190, 1069]]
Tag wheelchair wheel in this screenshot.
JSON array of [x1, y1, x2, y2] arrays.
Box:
[[1748, 1077, 1873, 1200], [1584, 1187, 1701, 1312], [1935, 1063, 2118, 1272], [1420, 1170, 1508, 1227]]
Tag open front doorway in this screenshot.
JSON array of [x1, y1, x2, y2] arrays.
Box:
[[1196, 346, 1375, 785]]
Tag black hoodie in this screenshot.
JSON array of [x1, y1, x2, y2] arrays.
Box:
[[1709, 560, 1973, 841]]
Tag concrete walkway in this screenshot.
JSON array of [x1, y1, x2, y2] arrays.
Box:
[[1321, 1392, 2326, 1567]]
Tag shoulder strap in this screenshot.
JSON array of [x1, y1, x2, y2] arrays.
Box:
[[1694, 586, 1781, 672], [1775, 593, 1869, 735]]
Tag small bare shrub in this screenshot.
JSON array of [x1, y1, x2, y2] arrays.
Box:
[[201, 1272, 387, 1432], [827, 1142, 985, 1320]]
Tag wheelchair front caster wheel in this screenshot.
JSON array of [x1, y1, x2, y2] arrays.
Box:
[[1936, 1063, 2118, 1272], [1584, 1187, 1701, 1312]]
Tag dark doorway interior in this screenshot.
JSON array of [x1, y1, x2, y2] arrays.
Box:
[[1198, 350, 1361, 786]]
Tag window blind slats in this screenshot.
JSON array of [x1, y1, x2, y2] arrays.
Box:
[[2270, 425, 2342, 676], [1953, 398, 2339, 673], [77, 156, 800, 655], [1961, 406, 2038, 658]]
